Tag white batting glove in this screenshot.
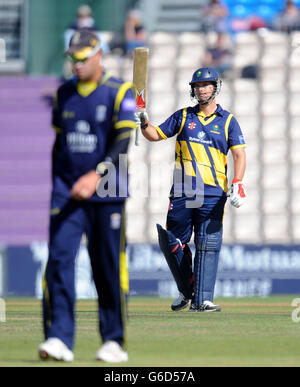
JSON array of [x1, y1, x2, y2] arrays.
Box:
[[230, 179, 246, 208], [135, 111, 149, 130]]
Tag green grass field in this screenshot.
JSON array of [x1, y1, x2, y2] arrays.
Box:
[[0, 296, 299, 367]]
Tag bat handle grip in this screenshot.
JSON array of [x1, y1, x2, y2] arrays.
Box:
[[135, 127, 140, 146]]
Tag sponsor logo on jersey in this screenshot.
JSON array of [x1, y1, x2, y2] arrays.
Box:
[[67, 120, 97, 153], [76, 120, 90, 133], [95, 105, 107, 122], [188, 122, 196, 130], [198, 131, 206, 140], [210, 124, 220, 134], [122, 98, 136, 111], [110, 213, 121, 229], [62, 110, 75, 119], [239, 135, 245, 144]]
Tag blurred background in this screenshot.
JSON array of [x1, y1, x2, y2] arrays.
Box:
[[1, 0, 300, 298]]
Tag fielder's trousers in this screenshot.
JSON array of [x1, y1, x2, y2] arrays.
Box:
[[42, 194, 128, 350]]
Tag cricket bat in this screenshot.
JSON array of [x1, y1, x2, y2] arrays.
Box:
[[133, 47, 149, 146]]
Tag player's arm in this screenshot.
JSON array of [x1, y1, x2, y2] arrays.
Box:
[[231, 146, 246, 182], [227, 115, 247, 208], [136, 111, 164, 141], [71, 170, 101, 200]]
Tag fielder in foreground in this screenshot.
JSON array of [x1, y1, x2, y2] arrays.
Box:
[[38, 30, 136, 362], [136, 67, 246, 312]]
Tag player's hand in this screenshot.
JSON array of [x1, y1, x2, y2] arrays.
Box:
[[71, 170, 101, 201], [135, 111, 149, 130], [230, 179, 246, 208]]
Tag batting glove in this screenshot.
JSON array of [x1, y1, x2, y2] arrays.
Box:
[[230, 179, 246, 208], [135, 111, 149, 130]]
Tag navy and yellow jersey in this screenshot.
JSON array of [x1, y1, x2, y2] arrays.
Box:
[[155, 104, 246, 197], [51, 73, 136, 202]]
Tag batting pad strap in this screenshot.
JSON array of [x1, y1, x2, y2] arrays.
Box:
[[157, 224, 193, 299]]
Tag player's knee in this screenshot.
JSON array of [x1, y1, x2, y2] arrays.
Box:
[[195, 222, 223, 252]]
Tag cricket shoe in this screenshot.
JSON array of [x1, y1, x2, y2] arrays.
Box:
[[171, 292, 191, 311], [188, 301, 221, 312], [38, 338, 74, 362], [96, 340, 128, 363]]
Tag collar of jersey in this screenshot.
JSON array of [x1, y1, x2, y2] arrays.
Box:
[[197, 104, 224, 125], [76, 72, 111, 97]]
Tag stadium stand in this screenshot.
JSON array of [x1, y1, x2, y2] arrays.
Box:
[[1, 0, 300, 247]]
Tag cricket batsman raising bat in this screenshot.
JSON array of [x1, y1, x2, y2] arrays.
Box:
[[133, 47, 149, 146], [135, 67, 247, 312]]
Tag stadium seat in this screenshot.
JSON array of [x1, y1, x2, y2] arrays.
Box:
[[292, 215, 300, 242], [128, 136, 148, 161], [148, 195, 170, 214], [262, 164, 287, 189], [241, 138, 259, 161], [260, 30, 289, 46], [178, 32, 205, 45], [126, 213, 147, 243], [234, 213, 262, 243], [222, 209, 234, 244], [289, 93, 300, 115], [126, 196, 147, 214], [128, 161, 150, 200], [176, 50, 204, 70], [149, 32, 178, 46], [261, 116, 287, 139], [235, 115, 259, 140], [150, 50, 177, 69], [290, 191, 300, 213], [234, 31, 260, 46], [263, 214, 289, 243], [149, 68, 175, 92], [101, 54, 121, 78], [289, 69, 300, 92], [290, 165, 300, 189], [233, 45, 260, 69], [233, 91, 258, 115], [290, 140, 300, 163], [260, 45, 288, 68], [290, 116, 300, 139], [217, 91, 232, 110], [147, 213, 169, 243], [149, 92, 176, 116], [261, 92, 287, 116], [262, 139, 287, 164], [262, 189, 288, 214], [243, 163, 260, 186], [233, 78, 258, 93]]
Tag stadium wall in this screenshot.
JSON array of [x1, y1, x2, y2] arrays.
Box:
[[1, 243, 300, 298]]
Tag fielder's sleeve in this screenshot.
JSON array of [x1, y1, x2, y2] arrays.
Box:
[[105, 82, 136, 164], [227, 115, 246, 150], [51, 90, 62, 134], [155, 109, 184, 139]]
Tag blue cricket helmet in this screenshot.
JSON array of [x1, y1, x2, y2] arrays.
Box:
[[189, 67, 222, 105], [189, 67, 221, 85]]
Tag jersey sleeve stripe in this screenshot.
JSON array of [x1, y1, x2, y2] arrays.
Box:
[[52, 125, 61, 134], [177, 108, 187, 136], [113, 82, 134, 115], [225, 113, 233, 142], [114, 120, 136, 130], [115, 130, 132, 142], [230, 144, 247, 150], [155, 126, 168, 139]]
